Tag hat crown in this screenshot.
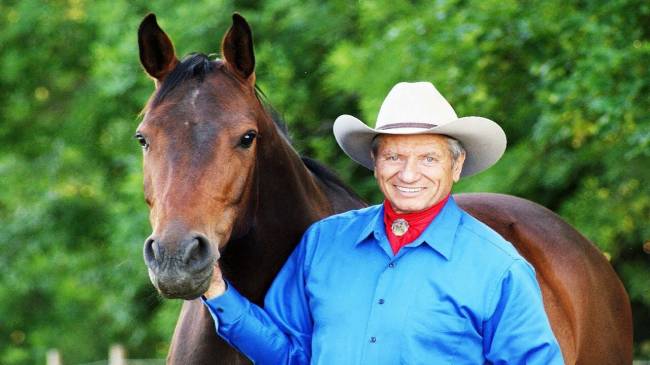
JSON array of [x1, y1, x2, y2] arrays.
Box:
[[376, 82, 458, 128], [332, 80, 507, 177]]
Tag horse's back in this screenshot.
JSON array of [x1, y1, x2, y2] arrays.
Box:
[[456, 193, 633, 364]]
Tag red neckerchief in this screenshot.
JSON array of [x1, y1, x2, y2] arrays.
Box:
[[383, 194, 450, 255]]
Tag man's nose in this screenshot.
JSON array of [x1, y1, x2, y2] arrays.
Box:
[[399, 157, 420, 182]]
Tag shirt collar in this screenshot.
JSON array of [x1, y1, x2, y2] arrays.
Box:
[[415, 196, 462, 260], [355, 196, 463, 261], [355, 204, 385, 245]]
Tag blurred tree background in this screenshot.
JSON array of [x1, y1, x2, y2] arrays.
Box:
[[1, 0, 648, 363]]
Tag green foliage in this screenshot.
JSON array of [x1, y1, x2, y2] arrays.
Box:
[[1, 0, 648, 362]]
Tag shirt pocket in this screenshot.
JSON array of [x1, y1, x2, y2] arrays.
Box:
[[400, 308, 469, 365]]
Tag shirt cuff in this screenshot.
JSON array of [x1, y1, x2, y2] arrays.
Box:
[[201, 281, 250, 325]]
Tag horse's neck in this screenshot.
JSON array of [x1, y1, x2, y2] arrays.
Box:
[[264, 141, 333, 217], [219, 127, 334, 303], [255, 130, 335, 237]]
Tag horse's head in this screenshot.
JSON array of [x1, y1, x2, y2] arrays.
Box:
[[136, 13, 265, 299]]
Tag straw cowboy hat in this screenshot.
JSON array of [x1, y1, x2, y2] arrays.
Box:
[[333, 81, 507, 177]]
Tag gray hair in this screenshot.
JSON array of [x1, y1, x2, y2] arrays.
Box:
[[446, 136, 466, 163], [371, 134, 466, 166]]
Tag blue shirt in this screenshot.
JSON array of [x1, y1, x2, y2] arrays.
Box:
[[203, 197, 564, 364]]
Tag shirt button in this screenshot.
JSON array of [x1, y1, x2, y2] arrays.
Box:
[[370, 336, 377, 343], [378, 299, 385, 304], [388, 263, 395, 268], [217, 307, 224, 313]]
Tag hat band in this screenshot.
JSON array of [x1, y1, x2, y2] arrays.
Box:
[[377, 122, 437, 130]]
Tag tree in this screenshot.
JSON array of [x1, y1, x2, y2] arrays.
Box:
[[1, 0, 648, 363]]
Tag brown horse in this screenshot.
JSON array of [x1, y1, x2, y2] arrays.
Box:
[[136, 13, 633, 365]]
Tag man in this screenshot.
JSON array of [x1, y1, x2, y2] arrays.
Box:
[[202, 82, 564, 364]]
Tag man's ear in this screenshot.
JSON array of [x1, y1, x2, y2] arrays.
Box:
[[370, 135, 382, 178], [452, 152, 466, 182], [372, 153, 378, 178]]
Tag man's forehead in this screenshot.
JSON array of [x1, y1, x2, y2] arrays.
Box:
[[377, 133, 449, 151]]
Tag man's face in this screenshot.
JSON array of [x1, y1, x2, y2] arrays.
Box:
[[373, 134, 465, 214]]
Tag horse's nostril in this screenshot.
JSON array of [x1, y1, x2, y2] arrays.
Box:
[[182, 235, 211, 268], [144, 237, 161, 265]]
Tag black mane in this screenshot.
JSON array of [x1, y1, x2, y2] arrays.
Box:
[[152, 53, 214, 106], [301, 157, 363, 203]]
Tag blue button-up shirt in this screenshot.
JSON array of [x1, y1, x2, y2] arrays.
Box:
[[203, 197, 563, 364]]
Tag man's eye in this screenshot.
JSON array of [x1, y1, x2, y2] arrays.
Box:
[[134, 132, 149, 150], [386, 155, 399, 161], [425, 156, 435, 163]]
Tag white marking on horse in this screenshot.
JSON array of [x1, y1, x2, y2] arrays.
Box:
[[190, 89, 200, 109]]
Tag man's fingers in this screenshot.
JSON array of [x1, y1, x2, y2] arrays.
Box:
[[204, 263, 227, 299]]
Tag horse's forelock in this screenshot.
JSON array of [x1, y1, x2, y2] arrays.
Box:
[[151, 53, 216, 107]]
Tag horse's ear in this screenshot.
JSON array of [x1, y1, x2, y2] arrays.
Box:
[[221, 13, 255, 82], [138, 13, 179, 84]]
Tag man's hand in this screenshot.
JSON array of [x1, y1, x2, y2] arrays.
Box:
[[203, 263, 227, 299]]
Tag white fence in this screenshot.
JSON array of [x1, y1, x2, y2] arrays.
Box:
[[46, 345, 164, 365], [46, 346, 650, 365]]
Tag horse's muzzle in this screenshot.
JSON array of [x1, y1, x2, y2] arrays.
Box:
[[143, 233, 217, 299]]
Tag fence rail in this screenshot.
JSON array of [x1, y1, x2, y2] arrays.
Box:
[[46, 345, 164, 365], [47, 346, 650, 365]]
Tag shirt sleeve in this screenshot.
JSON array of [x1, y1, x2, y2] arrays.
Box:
[[482, 259, 565, 365], [201, 225, 316, 365]]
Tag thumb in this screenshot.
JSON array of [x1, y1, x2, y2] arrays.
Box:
[[204, 263, 226, 299]]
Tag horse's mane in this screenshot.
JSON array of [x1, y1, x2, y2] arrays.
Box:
[[150, 53, 356, 199], [255, 91, 361, 202], [152, 53, 214, 107], [301, 156, 363, 202], [254, 85, 290, 140]]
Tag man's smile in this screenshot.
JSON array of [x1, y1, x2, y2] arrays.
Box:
[[394, 185, 426, 193]]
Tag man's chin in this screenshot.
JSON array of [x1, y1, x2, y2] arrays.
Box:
[[388, 199, 431, 214]]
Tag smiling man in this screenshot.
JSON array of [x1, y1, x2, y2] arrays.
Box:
[[202, 82, 564, 364]]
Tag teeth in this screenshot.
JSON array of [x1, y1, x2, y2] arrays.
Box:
[[396, 186, 422, 193]]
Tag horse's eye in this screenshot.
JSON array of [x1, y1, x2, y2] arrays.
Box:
[[134, 132, 149, 150], [239, 130, 257, 149]]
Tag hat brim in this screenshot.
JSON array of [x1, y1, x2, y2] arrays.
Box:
[[333, 114, 507, 177]]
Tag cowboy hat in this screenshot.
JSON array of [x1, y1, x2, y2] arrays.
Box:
[[332, 81, 507, 177]]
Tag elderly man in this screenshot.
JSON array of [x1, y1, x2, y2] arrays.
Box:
[[202, 82, 563, 364]]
